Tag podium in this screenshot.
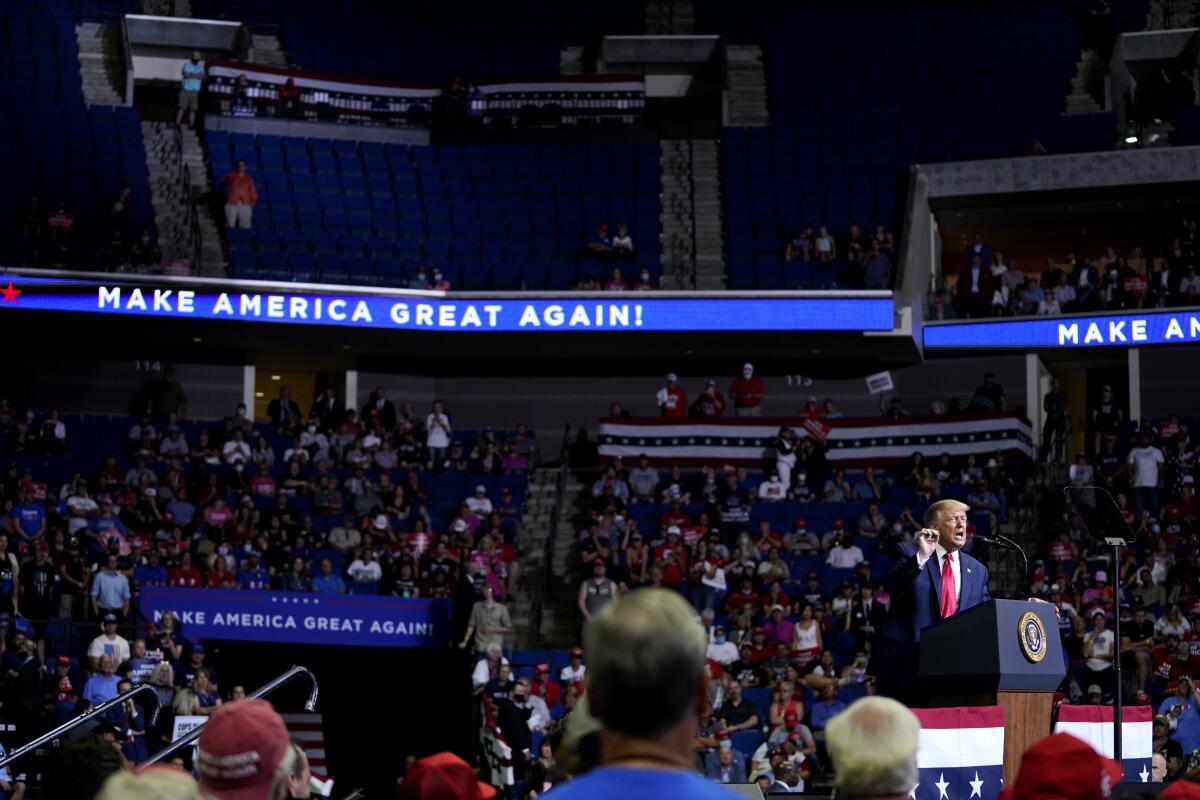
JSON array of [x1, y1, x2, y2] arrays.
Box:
[[919, 599, 1065, 785]]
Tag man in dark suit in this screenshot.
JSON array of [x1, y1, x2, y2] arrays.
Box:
[[266, 386, 302, 434], [361, 386, 397, 432], [848, 583, 888, 650], [311, 386, 342, 431], [872, 499, 990, 705]]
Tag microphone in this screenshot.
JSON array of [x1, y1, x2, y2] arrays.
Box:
[[973, 533, 1017, 550]]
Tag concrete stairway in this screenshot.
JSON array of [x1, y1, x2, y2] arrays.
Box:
[[511, 469, 589, 648], [1064, 48, 1105, 116], [142, 122, 194, 264], [658, 140, 725, 290], [76, 22, 125, 106], [250, 33, 290, 68], [645, 0, 695, 34], [725, 45, 770, 127], [659, 140, 695, 289], [180, 127, 229, 276], [691, 140, 726, 290]]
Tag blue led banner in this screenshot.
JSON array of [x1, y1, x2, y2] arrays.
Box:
[[139, 587, 451, 648], [0, 273, 893, 332], [924, 309, 1200, 349]]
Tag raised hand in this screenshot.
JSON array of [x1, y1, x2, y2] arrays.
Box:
[[916, 528, 940, 561]]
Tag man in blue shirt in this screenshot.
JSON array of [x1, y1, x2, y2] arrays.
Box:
[[1158, 675, 1200, 755], [547, 589, 738, 800], [133, 550, 167, 588], [10, 491, 45, 545], [311, 558, 346, 594], [165, 497, 196, 528], [90, 554, 131, 619], [82, 654, 120, 706], [237, 552, 270, 590], [177, 50, 205, 128], [810, 684, 846, 732]]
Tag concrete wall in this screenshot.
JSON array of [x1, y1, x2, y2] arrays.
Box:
[[10, 358, 244, 419]]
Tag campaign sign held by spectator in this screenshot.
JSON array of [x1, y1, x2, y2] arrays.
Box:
[[140, 588, 451, 648]]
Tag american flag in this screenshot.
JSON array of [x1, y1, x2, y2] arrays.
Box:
[[1054, 704, 1154, 783], [911, 706, 1005, 800], [282, 712, 334, 794], [597, 413, 1033, 467]]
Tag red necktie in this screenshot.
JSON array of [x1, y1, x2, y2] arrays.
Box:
[[940, 552, 957, 619]]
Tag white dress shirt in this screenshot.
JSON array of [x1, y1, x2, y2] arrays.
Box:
[[918, 543, 962, 606]]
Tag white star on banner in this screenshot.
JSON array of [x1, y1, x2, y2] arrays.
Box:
[[935, 773, 950, 800], [1139, 764, 1149, 782], [969, 771, 984, 798], [910, 784, 918, 799]]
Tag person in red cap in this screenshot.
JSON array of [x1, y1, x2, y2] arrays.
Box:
[[398, 752, 496, 800], [999, 732, 1122, 800], [197, 698, 295, 800], [530, 663, 562, 708], [561, 648, 586, 685]]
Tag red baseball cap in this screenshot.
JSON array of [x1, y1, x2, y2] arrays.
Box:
[[784, 710, 799, 725], [832, 518, 844, 529], [794, 517, 807, 528], [398, 752, 497, 800], [997, 733, 1121, 800], [56, 655, 71, 666], [197, 699, 290, 800], [535, 663, 550, 674], [569, 647, 583, 658], [1162, 782, 1200, 798]]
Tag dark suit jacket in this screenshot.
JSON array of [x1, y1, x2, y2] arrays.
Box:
[[849, 597, 888, 643], [955, 265, 995, 306], [872, 541, 990, 692], [311, 396, 343, 430], [362, 398, 397, 431], [266, 398, 301, 429]]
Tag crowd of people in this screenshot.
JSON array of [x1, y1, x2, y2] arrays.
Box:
[[0, 379, 540, 795], [938, 223, 1200, 320], [781, 222, 898, 290]]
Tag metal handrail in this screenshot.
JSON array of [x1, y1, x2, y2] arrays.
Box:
[[0, 683, 161, 769], [529, 423, 570, 646], [142, 665, 319, 766]]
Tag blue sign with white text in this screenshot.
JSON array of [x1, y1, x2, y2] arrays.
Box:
[[0, 273, 894, 333], [924, 309, 1200, 349], [139, 587, 451, 649]]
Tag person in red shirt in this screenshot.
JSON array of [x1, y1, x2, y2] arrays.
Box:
[[729, 363, 765, 416], [656, 373, 687, 417], [222, 159, 258, 229], [531, 663, 562, 707], [653, 529, 689, 589], [748, 627, 773, 663], [659, 504, 692, 531], [169, 552, 203, 587]]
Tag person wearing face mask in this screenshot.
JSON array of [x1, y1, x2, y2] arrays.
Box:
[[705, 625, 738, 666], [728, 362, 765, 416], [633, 267, 656, 289], [496, 679, 535, 784]]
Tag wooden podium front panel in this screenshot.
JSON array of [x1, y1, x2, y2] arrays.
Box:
[[928, 691, 1055, 785]]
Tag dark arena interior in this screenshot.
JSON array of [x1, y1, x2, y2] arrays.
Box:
[[0, 0, 1198, 798]]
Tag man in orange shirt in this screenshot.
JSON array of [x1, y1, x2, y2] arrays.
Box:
[[223, 159, 257, 229]]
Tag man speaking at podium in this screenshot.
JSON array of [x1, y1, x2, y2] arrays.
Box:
[[872, 499, 990, 705]]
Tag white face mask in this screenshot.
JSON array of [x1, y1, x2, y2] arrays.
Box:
[[308, 425, 317, 433]]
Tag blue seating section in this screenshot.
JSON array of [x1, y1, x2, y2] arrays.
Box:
[[704, 0, 1123, 290], [1, 414, 529, 537], [192, 0, 643, 82], [209, 132, 661, 288], [0, 1, 153, 269], [75, 0, 142, 22]]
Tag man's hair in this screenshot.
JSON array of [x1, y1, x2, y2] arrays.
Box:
[[96, 765, 201, 800], [43, 737, 124, 799], [924, 499, 969, 528], [826, 697, 920, 798], [584, 588, 707, 738]]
